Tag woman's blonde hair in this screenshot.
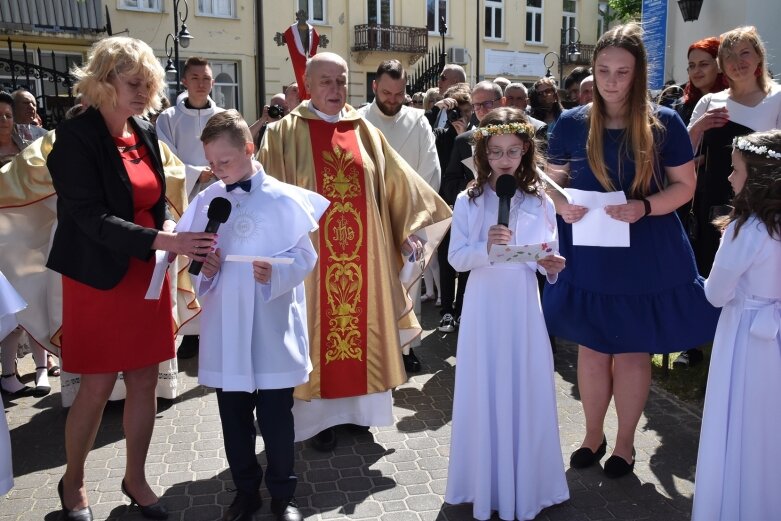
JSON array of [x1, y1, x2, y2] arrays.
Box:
[[718, 26, 774, 94], [588, 23, 663, 197], [72, 36, 166, 114]]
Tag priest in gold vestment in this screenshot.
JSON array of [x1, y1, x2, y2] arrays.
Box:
[[258, 53, 452, 449]]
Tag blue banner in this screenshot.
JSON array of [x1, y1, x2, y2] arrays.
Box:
[[641, 0, 668, 91]]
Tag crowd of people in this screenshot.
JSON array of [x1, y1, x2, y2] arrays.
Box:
[[0, 20, 779, 521]]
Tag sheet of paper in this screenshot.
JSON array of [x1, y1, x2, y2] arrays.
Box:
[[145, 250, 170, 300], [225, 255, 295, 264], [489, 240, 559, 264], [565, 189, 630, 247]]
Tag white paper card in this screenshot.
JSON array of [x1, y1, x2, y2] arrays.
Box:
[[489, 240, 559, 264], [225, 255, 295, 264], [145, 250, 170, 300], [565, 189, 630, 247]]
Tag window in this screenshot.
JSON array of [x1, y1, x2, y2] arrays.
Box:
[[597, 1, 607, 37], [562, 0, 577, 44], [118, 0, 161, 11], [198, 0, 235, 17], [298, 0, 326, 23], [526, 0, 543, 44], [426, 0, 448, 34], [367, 0, 392, 25], [485, 0, 503, 40]]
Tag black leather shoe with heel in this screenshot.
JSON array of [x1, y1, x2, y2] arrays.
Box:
[[570, 436, 608, 469], [121, 479, 168, 519], [57, 478, 94, 521]]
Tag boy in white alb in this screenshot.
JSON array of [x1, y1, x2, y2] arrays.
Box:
[[175, 110, 329, 521]]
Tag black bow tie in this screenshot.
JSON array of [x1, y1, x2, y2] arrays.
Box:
[[226, 179, 252, 192]]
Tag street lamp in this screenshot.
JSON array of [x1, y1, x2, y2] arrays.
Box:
[[439, 15, 447, 73], [164, 0, 194, 99], [543, 51, 559, 81], [559, 26, 581, 81]]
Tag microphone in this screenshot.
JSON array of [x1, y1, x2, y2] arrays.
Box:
[[188, 196, 232, 276], [496, 175, 517, 227]]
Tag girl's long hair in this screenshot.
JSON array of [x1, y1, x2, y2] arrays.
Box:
[[469, 107, 540, 200], [587, 23, 664, 198], [723, 130, 781, 240]]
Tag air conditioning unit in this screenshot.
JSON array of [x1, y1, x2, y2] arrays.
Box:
[[447, 47, 468, 65]]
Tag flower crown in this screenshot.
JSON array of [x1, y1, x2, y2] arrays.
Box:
[[473, 122, 536, 141], [733, 137, 781, 160]]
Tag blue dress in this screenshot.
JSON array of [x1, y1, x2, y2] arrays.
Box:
[[543, 105, 719, 354]]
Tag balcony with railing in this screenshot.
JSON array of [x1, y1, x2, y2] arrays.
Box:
[[0, 0, 105, 34], [352, 24, 428, 54], [562, 43, 595, 67]]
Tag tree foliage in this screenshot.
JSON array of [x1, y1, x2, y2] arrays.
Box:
[[604, 0, 643, 23]]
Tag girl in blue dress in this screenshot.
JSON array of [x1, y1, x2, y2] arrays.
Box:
[[543, 23, 719, 478]]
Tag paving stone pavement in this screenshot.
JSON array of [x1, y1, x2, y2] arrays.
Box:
[[1, 301, 703, 521]]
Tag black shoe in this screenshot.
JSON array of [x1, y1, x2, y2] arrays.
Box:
[[673, 348, 704, 368], [222, 490, 262, 521], [0, 375, 33, 398], [57, 478, 94, 521], [570, 437, 608, 469], [121, 479, 168, 519], [177, 335, 199, 359], [403, 348, 421, 373], [604, 449, 636, 479], [309, 427, 337, 452], [271, 497, 303, 521]]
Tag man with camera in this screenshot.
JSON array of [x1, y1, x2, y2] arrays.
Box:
[[250, 92, 288, 148]]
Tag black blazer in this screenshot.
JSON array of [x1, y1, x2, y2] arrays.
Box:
[[440, 129, 477, 206], [47, 107, 170, 290]]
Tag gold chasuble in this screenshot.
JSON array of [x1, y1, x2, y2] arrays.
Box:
[[258, 101, 452, 400], [0, 131, 198, 354]]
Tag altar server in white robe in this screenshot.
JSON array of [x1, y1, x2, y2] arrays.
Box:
[[176, 110, 328, 521]]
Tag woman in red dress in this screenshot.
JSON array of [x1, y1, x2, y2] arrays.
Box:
[[46, 37, 215, 521]]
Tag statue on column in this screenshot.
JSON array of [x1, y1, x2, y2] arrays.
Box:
[[274, 10, 330, 101]]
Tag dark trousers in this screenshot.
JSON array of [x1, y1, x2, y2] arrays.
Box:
[[216, 387, 297, 499], [437, 231, 469, 317]]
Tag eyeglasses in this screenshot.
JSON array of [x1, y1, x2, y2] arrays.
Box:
[[538, 88, 556, 97], [438, 74, 448, 81], [486, 147, 524, 160], [472, 98, 501, 111]]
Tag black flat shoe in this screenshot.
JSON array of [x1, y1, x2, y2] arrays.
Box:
[[403, 348, 421, 373], [271, 497, 303, 521], [57, 478, 94, 521], [0, 374, 33, 398], [604, 448, 636, 479], [310, 427, 337, 452], [570, 436, 608, 468], [222, 490, 262, 521], [121, 479, 168, 519]]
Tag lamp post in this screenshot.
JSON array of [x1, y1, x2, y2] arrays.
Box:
[[439, 15, 447, 74], [543, 51, 559, 82], [164, 0, 194, 99], [558, 26, 581, 82]]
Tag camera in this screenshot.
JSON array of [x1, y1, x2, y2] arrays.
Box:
[[267, 104, 285, 119], [446, 107, 462, 122]]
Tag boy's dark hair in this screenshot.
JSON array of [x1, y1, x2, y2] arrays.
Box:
[[563, 66, 592, 90], [183, 56, 210, 77], [725, 130, 781, 240], [201, 109, 252, 149], [375, 59, 406, 82]]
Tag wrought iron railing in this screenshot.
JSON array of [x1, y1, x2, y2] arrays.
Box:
[[562, 43, 595, 67], [0, 39, 78, 129], [352, 24, 427, 53], [409, 41, 445, 95]]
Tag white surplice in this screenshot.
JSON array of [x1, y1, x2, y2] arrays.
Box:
[[176, 164, 329, 392], [0, 270, 27, 495], [693, 217, 781, 521], [445, 186, 569, 521]]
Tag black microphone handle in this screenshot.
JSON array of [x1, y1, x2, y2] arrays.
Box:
[[497, 196, 511, 227], [187, 219, 222, 276]]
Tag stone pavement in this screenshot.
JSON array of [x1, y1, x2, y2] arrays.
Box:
[[1, 301, 703, 521]]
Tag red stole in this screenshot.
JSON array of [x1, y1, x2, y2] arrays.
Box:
[[284, 24, 319, 100], [308, 119, 369, 398]]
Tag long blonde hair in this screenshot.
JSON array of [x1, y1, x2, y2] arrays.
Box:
[[588, 23, 663, 197]]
